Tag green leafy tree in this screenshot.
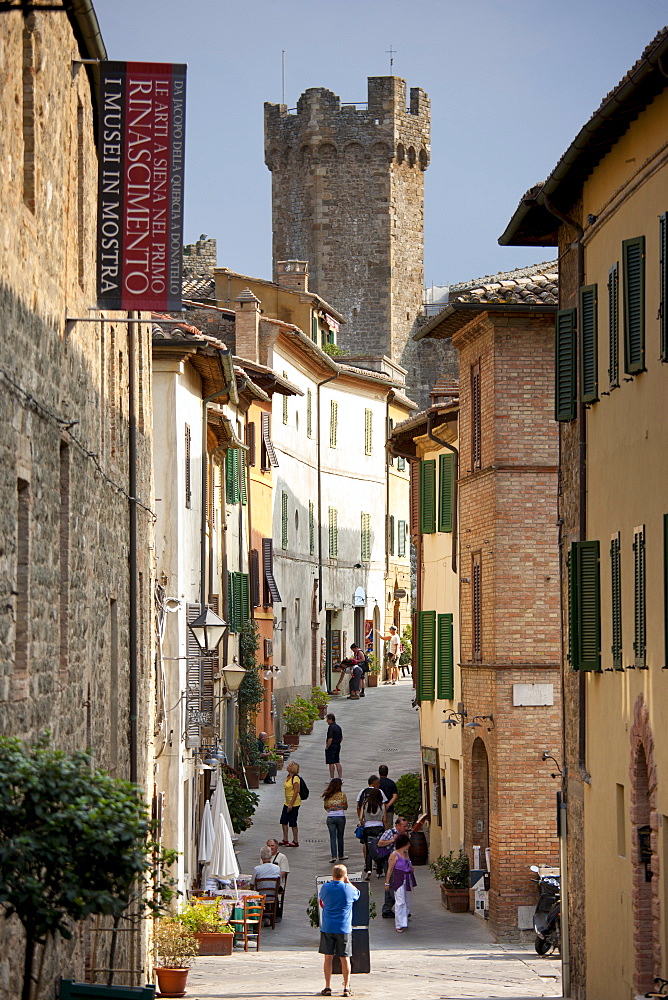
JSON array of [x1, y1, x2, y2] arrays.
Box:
[[0, 734, 177, 998], [220, 771, 259, 834], [399, 624, 412, 666]]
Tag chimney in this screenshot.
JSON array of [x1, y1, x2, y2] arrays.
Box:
[[234, 288, 261, 362], [276, 260, 309, 293]]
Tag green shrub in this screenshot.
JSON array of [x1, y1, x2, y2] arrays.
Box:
[[221, 770, 259, 834], [177, 902, 233, 934], [394, 771, 422, 822], [283, 703, 312, 735], [429, 849, 470, 891]]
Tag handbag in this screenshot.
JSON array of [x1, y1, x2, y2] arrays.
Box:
[[355, 825, 365, 841]]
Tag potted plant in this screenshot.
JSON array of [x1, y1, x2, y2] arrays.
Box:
[[266, 747, 283, 771], [295, 695, 318, 731], [366, 653, 380, 687], [177, 901, 234, 956], [283, 703, 311, 745], [310, 687, 329, 719], [430, 849, 471, 912], [394, 771, 429, 865], [154, 917, 199, 996]]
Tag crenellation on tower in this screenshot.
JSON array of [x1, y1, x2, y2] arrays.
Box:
[[264, 75, 431, 397]]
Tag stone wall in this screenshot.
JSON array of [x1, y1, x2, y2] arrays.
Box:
[[183, 234, 217, 277], [0, 10, 154, 994], [265, 77, 430, 400]]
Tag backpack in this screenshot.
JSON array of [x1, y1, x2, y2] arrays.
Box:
[[360, 651, 370, 673], [299, 775, 310, 800]]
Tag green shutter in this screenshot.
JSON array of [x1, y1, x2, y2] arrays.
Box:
[[398, 520, 406, 558], [365, 409, 372, 455], [328, 507, 338, 558], [233, 572, 243, 634], [227, 570, 237, 633], [361, 512, 371, 562], [438, 452, 454, 532], [281, 490, 288, 550], [575, 540, 601, 671], [389, 515, 395, 556], [610, 533, 623, 670], [226, 448, 240, 504], [330, 401, 338, 448], [608, 264, 619, 389], [312, 312, 319, 344], [240, 450, 247, 506], [417, 610, 436, 702], [419, 459, 436, 534], [633, 525, 646, 667], [307, 389, 313, 438], [580, 284, 598, 403], [555, 308, 577, 421], [661, 216, 668, 363], [623, 236, 646, 375], [567, 546, 578, 669], [437, 613, 454, 699], [309, 500, 315, 556], [240, 573, 250, 627], [282, 373, 289, 424]]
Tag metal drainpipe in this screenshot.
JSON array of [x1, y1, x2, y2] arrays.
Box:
[[540, 193, 584, 1000], [426, 412, 458, 573], [385, 393, 393, 578], [128, 311, 138, 785], [316, 372, 338, 612]]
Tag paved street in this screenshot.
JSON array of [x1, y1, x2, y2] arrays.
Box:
[[188, 679, 561, 999]]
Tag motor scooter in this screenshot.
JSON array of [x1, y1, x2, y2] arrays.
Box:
[[530, 864, 560, 955]]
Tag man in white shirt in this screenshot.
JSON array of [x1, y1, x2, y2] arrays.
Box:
[[267, 838, 290, 884], [378, 624, 401, 684]]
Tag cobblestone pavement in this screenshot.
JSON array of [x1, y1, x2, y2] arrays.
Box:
[[187, 680, 562, 999]]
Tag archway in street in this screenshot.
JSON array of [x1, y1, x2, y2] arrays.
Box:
[[471, 736, 490, 855]]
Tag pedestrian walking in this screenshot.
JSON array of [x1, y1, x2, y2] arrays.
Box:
[[322, 778, 349, 863], [325, 712, 343, 779], [318, 864, 359, 997], [378, 624, 401, 684], [376, 816, 411, 916], [279, 760, 301, 847], [378, 764, 398, 828], [385, 833, 416, 932], [357, 785, 386, 879]]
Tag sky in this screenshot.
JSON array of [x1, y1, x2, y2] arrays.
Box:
[[94, 1, 667, 290]]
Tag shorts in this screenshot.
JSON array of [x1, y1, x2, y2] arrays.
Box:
[[318, 931, 352, 957], [280, 804, 300, 827], [325, 747, 340, 765]]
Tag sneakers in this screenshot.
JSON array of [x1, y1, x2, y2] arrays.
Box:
[[338, 855, 349, 860], [364, 871, 371, 881], [329, 858, 337, 864]]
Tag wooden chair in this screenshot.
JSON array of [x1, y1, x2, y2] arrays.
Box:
[[256, 875, 282, 929], [229, 894, 264, 951], [276, 871, 288, 920]]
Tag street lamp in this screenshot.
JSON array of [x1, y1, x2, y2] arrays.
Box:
[[221, 655, 246, 692], [187, 607, 228, 654]]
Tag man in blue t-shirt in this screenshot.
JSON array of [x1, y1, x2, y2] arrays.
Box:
[[318, 865, 360, 996]]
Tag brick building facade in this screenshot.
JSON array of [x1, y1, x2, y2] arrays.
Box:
[[416, 264, 562, 939], [0, 7, 154, 993]]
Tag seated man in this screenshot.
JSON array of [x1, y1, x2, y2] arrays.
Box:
[[252, 845, 281, 889]]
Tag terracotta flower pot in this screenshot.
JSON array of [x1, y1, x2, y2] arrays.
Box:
[[194, 930, 234, 955], [245, 766, 260, 789], [154, 966, 189, 997], [283, 733, 300, 746], [441, 886, 470, 912], [367, 674, 379, 687]]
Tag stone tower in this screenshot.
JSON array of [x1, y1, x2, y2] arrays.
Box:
[[264, 77, 430, 389]]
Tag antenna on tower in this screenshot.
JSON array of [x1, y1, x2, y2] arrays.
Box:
[[386, 45, 396, 72], [281, 50, 285, 106]]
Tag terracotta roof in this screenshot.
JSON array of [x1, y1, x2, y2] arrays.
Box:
[[183, 275, 216, 300], [151, 317, 228, 353], [415, 262, 558, 341], [500, 27, 668, 247]]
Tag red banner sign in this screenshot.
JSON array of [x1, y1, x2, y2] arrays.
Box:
[[97, 61, 186, 311]]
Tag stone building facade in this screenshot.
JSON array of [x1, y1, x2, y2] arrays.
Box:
[[0, 6, 154, 993], [415, 264, 562, 939], [264, 77, 432, 397]]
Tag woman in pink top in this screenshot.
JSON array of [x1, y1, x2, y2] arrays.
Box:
[[385, 833, 416, 932]]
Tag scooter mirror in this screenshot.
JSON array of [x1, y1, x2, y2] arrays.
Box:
[[530, 865, 539, 873]]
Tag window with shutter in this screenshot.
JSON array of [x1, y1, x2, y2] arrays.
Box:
[[569, 540, 601, 671], [365, 409, 373, 455], [661, 215, 668, 362], [226, 448, 240, 504], [240, 574, 250, 627], [262, 537, 281, 604], [246, 421, 256, 467], [622, 235, 646, 375], [227, 570, 236, 632], [389, 515, 395, 556], [409, 461, 419, 536], [312, 312, 318, 343], [330, 401, 338, 448], [608, 264, 619, 389], [610, 533, 622, 670], [200, 595, 218, 736], [388, 418, 394, 465], [186, 603, 204, 742], [419, 459, 436, 534], [472, 552, 482, 662], [633, 525, 646, 667], [398, 519, 406, 558], [555, 309, 577, 421], [261, 411, 279, 470], [361, 512, 371, 562], [417, 610, 436, 701], [185, 424, 192, 508], [240, 450, 247, 506], [437, 613, 454, 700], [250, 549, 260, 608], [281, 490, 288, 550], [309, 501, 315, 556], [307, 389, 313, 438], [438, 453, 454, 532], [580, 284, 598, 403], [328, 507, 338, 558], [471, 362, 482, 470], [282, 373, 289, 424]]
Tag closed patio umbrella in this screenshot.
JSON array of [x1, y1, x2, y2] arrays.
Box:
[[207, 806, 240, 898], [198, 799, 215, 864]]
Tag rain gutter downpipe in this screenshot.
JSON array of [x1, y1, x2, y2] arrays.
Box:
[[426, 412, 458, 573], [316, 371, 338, 612], [128, 312, 138, 785]]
